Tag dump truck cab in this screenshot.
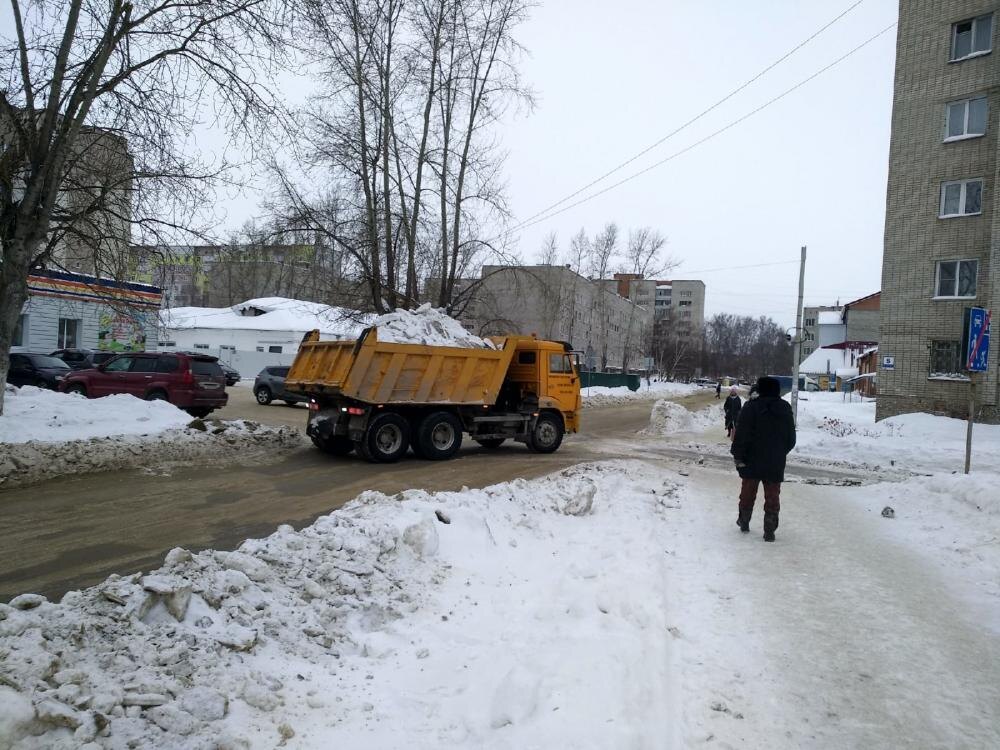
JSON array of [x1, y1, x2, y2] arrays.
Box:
[[497, 336, 581, 434]]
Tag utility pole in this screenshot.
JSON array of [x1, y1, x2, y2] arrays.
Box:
[[790, 246, 807, 422]]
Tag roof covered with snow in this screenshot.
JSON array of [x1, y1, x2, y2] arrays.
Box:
[[799, 346, 853, 374], [818, 310, 843, 325], [160, 297, 372, 338]]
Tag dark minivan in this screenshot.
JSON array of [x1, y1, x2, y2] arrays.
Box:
[[59, 352, 228, 417]]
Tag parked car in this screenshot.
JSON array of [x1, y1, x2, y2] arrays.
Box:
[[50, 348, 118, 370], [7, 353, 72, 389], [59, 352, 228, 417], [253, 366, 307, 406], [220, 363, 241, 387]]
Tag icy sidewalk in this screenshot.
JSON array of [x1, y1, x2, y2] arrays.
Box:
[[667, 466, 1000, 749], [0, 461, 682, 749]]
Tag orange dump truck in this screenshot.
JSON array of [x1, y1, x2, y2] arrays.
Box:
[[285, 327, 581, 462]]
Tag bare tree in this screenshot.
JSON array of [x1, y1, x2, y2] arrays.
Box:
[[618, 227, 672, 372], [290, 0, 532, 315], [0, 0, 287, 413], [538, 231, 558, 265]]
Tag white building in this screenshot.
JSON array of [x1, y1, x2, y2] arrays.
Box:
[[14, 269, 161, 354], [159, 297, 371, 376]]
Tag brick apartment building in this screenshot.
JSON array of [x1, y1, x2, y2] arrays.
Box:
[[880, 2, 999, 421]]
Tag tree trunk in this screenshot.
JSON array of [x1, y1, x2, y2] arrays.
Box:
[[0, 239, 34, 415]]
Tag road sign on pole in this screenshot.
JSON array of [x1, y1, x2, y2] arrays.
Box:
[[963, 307, 991, 372]]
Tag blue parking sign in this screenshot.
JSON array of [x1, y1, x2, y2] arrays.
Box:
[[963, 307, 991, 372]]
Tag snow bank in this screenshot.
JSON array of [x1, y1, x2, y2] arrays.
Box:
[[843, 471, 1000, 614], [0, 461, 684, 749], [644, 399, 694, 434], [582, 380, 700, 408], [0, 418, 305, 489], [793, 392, 1000, 474], [374, 303, 496, 348], [0, 386, 190, 444]]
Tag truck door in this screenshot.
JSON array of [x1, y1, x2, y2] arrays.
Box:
[[545, 352, 581, 414]]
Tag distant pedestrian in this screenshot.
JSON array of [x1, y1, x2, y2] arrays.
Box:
[[730, 376, 796, 542], [723, 387, 742, 439], [715, 381, 722, 399]]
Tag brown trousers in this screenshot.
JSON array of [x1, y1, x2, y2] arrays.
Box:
[[738, 478, 780, 516]]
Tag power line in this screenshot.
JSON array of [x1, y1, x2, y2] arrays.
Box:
[[673, 259, 800, 275], [505, 20, 897, 238], [501, 0, 871, 238]]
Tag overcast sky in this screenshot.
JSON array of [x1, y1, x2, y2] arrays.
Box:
[[211, 0, 898, 327], [495, 0, 899, 327]]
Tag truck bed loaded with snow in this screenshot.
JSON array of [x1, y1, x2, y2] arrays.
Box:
[[284, 308, 581, 462]]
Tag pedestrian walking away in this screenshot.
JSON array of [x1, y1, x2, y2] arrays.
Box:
[[730, 376, 796, 542], [715, 381, 722, 399], [723, 387, 742, 439]]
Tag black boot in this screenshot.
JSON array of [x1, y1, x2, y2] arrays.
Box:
[[763, 512, 779, 542], [736, 512, 750, 534]]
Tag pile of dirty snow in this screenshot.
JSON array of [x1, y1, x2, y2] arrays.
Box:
[[0, 417, 304, 488], [374, 304, 496, 348], [0, 386, 190, 444], [643, 399, 694, 434], [0, 462, 685, 749]]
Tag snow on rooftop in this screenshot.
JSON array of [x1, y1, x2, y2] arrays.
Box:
[[160, 297, 372, 338], [374, 303, 496, 349], [818, 310, 843, 325], [799, 346, 853, 374]]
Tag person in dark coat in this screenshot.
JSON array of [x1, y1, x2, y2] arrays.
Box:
[[730, 376, 796, 542], [723, 387, 742, 438], [715, 381, 722, 399]]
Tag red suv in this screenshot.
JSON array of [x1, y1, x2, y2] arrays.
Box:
[[59, 352, 228, 418]]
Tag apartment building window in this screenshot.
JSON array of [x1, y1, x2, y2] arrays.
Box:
[[929, 340, 966, 378], [57, 318, 80, 349], [268, 345, 283, 353], [193, 343, 210, 350], [945, 96, 987, 140], [939, 179, 982, 217], [935, 259, 978, 298], [679, 300, 692, 307], [950, 14, 993, 61], [804, 317, 816, 327]]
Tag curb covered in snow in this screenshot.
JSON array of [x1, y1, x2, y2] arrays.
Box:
[[0, 421, 306, 489]]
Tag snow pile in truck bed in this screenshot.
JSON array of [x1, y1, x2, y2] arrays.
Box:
[[0, 386, 190, 444], [0, 462, 684, 749], [373, 304, 496, 348]]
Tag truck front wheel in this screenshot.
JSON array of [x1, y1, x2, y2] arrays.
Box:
[[416, 411, 463, 460], [528, 413, 564, 454], [363, 412, 410, 463]]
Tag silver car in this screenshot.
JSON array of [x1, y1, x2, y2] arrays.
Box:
[[253, 366, 308, 406]]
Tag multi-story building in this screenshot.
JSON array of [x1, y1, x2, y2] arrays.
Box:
[[132, 241, 344, 309], [456, 265, 652, 371], [801, 305, 844, 361], [880, 2, 999, 421]]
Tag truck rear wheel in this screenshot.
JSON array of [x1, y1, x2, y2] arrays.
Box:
[[363, 412, 410, 463], [528, 413, 564, 454], [312, 434, 354, 456], [416, 411, 463, 460]]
